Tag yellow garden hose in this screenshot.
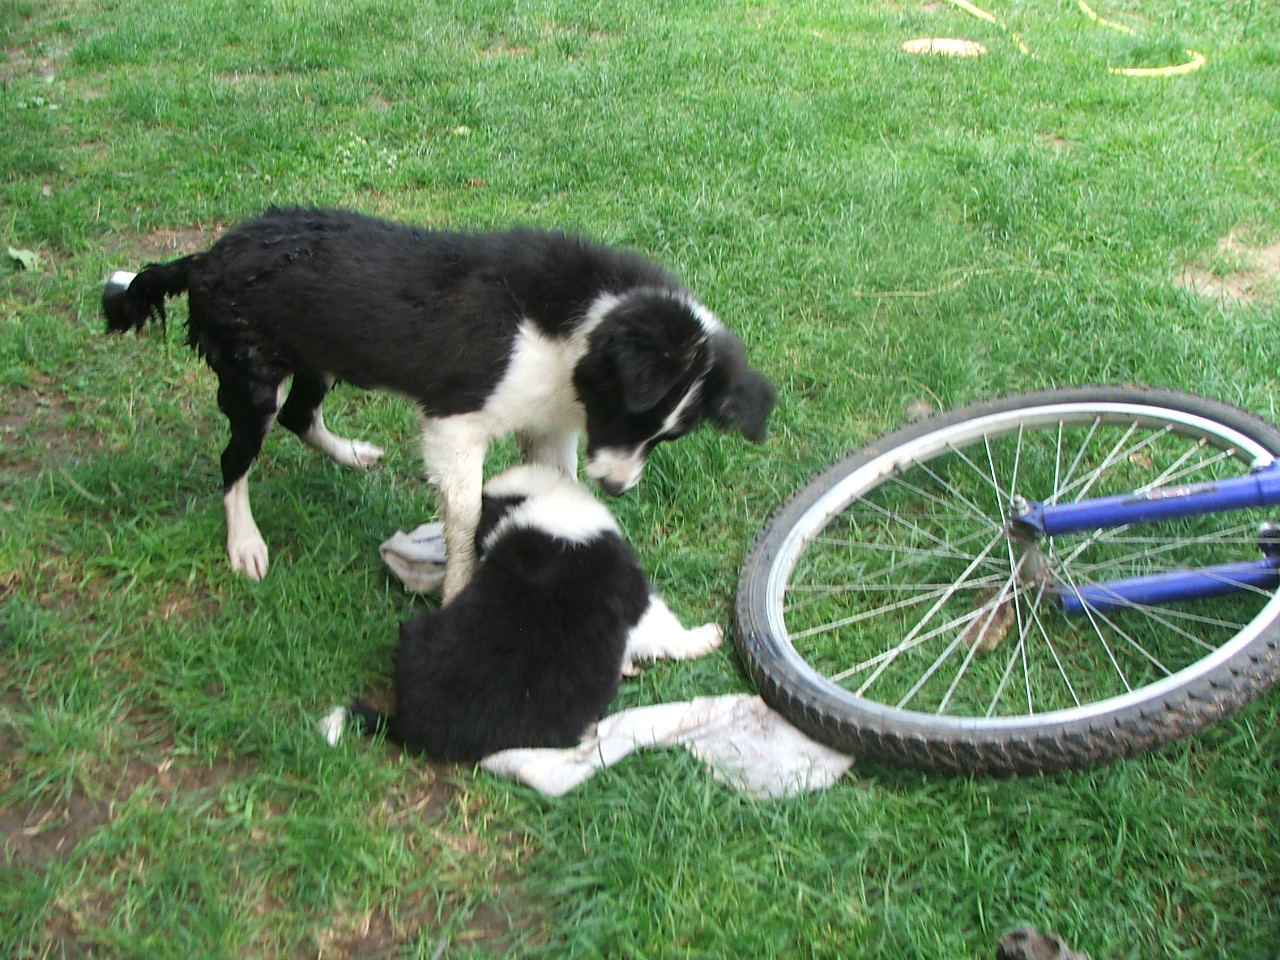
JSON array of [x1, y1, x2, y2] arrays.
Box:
[[1075, 0, 1206, 76], [940, 0, 1206, 76], [945, 0, 1032, 55]]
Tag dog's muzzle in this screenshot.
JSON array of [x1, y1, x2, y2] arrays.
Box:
[[597, 477, 630, 497], [586, 449, 645, 497]]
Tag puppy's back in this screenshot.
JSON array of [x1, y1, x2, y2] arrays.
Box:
[[389, 525, 649, 761]]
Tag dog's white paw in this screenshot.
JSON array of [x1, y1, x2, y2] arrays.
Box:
[[338, 439, 385, 470], [675, 622, 724, 660], [228, 535, 270, 580], [302, 419, 385, 470], [623, 622, 724, 675]]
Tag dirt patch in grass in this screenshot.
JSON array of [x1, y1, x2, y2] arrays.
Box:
[[0, 570, 17, 607], [0, 380, 103, 478], [481, 39, 533, 58], [1180, 230, 1280, 308], [0, 48, 59, 86], [14, 750, 266, 955], [1037, 131, 1073, 153], [107, 224, 223, 265], [1, 698, 538, 958], [0, 709, 250, 870], [316, 759, 546, 959], [4, 730, 257, 959]]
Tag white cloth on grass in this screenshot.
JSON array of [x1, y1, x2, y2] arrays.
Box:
[[482, 693, 853, 799], [380, 522, 449, 593]]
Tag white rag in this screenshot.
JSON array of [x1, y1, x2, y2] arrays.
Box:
[[481, 693, 853, 798], [380, 522, 449, 593], [371, 522, 855, 798]]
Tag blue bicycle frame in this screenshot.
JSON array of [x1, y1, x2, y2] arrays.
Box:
[[1010, 460, 1280, 616]]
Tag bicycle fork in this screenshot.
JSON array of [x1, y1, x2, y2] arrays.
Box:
[[1005, 460, 1280, 616]]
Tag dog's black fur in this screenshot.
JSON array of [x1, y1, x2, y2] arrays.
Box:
[[348, 466, 650, 761], [103, 207, 776, 596]]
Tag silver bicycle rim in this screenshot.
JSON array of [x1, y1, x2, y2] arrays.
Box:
[[763, 400, 1280, 731]]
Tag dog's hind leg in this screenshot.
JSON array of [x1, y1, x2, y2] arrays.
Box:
[[217, 375, 281, 580], [621, 594, 724, 676], [277, 371, 385, 470]]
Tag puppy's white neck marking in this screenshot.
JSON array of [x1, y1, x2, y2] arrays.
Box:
[[679, 293, 722, 335], [482, 463, 572, 499], [578, 292, 622, 341], [481, 465, 619, 552], [659, 373, 704, 435], [626, 286, 722, 334], [490, 492, 617, 547]]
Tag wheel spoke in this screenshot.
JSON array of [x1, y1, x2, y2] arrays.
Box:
[[852, 528, 1009, 697], [933, 585, 1016, 714], [786, 525, 1000, 613]]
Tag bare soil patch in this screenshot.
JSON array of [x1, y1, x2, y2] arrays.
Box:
[[1037, 131, 1072, 153], [481, 39, 533, 58], [1179, 230, 1280, 308], [0, 380, 103, 478], [0, 708, 247, 867], [106, 224, 223, 265], [1, 696, 538, 958]]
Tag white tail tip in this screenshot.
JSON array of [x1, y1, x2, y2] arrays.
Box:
[[318, 706, 349, 746]]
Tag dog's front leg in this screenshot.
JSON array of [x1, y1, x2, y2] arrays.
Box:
[[621, 594, 724, 676], [420, 415, 488, 603], [224, 475, 269, 580]]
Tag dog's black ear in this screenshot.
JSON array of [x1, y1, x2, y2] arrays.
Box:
[[712, 368, 776, 442], [584, 298, 691, 413], [614, 334, 687, 413]]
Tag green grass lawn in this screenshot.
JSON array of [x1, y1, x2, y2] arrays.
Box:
[[3, 0, 1278, 956]]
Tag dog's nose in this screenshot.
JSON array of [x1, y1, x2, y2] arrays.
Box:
[[598, 477, 629, 497], [586, 449, 644, 496]]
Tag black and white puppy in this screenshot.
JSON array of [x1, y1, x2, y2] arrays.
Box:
[[102, 207, 775, 600], [323, 464, 723, 761]]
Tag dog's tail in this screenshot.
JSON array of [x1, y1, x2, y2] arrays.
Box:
[[102, 255, 200, 334], [317, 700, 394, 748], [348, 699, 391, 738]]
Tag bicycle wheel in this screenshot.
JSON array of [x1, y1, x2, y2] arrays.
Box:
[[736, 386, 1280, 775]]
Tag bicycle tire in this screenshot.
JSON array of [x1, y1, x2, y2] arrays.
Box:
[[736, 386, 1280, 775]]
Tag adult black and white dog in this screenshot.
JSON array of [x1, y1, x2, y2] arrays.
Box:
[[321, 464, 723, 760], [103, 207, 775, 600]]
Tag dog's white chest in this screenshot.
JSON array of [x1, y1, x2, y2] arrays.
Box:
[[481, 322, 586, 431]]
